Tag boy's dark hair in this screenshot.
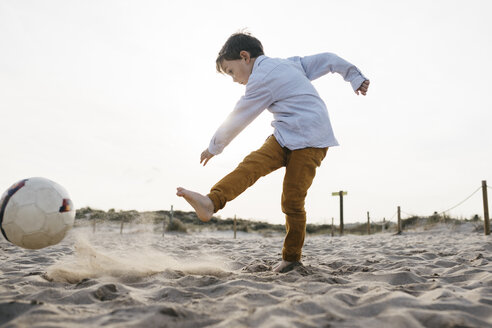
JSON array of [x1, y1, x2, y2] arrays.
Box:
[[216, 32, 264, 73]]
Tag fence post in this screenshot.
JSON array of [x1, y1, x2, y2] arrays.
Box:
[[382, 218, 385, 232], [120, 221, 124, 234], [234, 215, 237, 239], [397, 206, 402, 234], [367, 211, 370, 235], [340, 191, 344, 235], [331, 217, 334, 237], [483, 180, 490, 235], [332, 191, 347, 235]]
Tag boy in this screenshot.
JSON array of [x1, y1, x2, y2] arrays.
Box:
[[177, 32, 369, 272]]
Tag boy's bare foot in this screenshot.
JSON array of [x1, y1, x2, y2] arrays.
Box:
[[273, 260, 293, 273], [176, 187, 214, 222]]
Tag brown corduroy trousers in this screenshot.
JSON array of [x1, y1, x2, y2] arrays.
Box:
[[207, 135, 328, 262]]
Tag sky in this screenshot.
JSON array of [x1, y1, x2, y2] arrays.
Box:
[[1, 0, 491, 225]]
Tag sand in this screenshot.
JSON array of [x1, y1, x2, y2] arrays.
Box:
[[1, 223, 492, 328]]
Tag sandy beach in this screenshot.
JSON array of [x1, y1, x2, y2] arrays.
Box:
[[1, 222, 492, 327]]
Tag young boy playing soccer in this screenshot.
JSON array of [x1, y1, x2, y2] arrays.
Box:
[[177, 32, 369, 272]]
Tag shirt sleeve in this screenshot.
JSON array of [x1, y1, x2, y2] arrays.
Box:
[[297, 53, 367, 91], [208, 81, 273, 155]]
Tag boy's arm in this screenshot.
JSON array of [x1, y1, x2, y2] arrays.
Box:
[[297, 53, 368, 92], [204, 84, 273, 164]]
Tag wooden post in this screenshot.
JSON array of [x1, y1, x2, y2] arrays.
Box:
[[339, 191, 344, 235], [397, 206, 402, 234], [164, 205, 174, 237], [331, 217, 334, 237], [367, 211, 370, 235], [483, 180, 490, 235], [382, 218, 385, 232], [120, 221, 124, 234], [332, 191, 347, 236], [234, 215, 237, 239]]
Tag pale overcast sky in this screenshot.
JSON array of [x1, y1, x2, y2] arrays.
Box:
[[1, 0, 491, 225]]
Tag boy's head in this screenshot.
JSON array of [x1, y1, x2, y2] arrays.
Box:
[[216, 32, 264, 85]]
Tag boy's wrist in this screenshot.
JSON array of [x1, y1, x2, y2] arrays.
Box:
[[207, 145, 220, 156], [350, 76, 367, 92]]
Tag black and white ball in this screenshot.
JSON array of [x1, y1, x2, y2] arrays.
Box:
[[0, 177, 75, 249]]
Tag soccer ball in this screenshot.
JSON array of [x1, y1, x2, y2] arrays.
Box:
[[0, 177, 75, 249]]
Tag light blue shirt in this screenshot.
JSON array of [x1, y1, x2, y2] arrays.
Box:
[[208, 53, 367, 155]]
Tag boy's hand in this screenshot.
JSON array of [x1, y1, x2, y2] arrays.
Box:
[[355, 80, 370, 96], [200, 149, 214, 166]]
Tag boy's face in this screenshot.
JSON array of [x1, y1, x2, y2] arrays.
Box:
[[221, 51, 255, 85]]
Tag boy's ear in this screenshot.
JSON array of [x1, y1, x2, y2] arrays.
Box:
[[239, 50, 251, 62]]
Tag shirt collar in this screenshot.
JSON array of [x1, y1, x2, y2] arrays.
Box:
[[252, 55, 266, 73]]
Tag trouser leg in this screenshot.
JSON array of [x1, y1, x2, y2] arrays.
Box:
[[208, 136, 285, 212], [281, 147, 328, 262]]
